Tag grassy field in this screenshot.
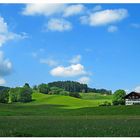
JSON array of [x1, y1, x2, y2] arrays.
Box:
[[0, 92, 140, 137]]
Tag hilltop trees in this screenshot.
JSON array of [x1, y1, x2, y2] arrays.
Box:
[[112, 89, 126, 105], [48, 81, 88, 93], [38, 83, 50, 94]]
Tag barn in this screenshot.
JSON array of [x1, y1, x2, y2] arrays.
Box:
[[125, 92, 140, 105]]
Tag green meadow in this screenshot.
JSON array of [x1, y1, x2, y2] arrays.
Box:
[[0, 92, 140, 137]]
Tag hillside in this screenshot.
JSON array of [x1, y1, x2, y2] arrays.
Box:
[[29, 92, 112, 109]]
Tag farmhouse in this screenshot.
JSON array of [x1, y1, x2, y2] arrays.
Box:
[[125, 92, 140, 105]]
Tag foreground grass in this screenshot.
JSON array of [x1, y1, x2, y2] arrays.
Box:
[[0, 116, 140, 137], [0, 93, 140, 137]]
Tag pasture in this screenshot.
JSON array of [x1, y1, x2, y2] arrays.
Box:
[[0, 92, 140, 137]]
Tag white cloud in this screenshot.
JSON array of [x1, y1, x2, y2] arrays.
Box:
[[0, 16, 27, 47], [0, 77, 6, 85], [107, 25, 118, 32], [40, 58, 58, 67], [46, 18, 72, 32], [0, 51, 12, 76], [78, 76, 90, 84], [80, 9, 128, 26], [22, 4, 85, 17], [63, 4, 85, 17], [69, 55, 81, 64], [22, 4, 67, 16], [50, 63, 87, 77], [134, 86, 140, 93], [0, 51, 12, 84]]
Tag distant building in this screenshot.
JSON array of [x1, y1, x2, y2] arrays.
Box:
[[125, 92, 140, 105]]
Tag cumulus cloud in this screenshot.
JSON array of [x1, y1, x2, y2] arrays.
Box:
[[69, 55, 81, 64], [50, 63, 87, 77], [107, 25, 118, 32], [22, 4, 85, 17], [0, 77, 6, 85], [80, 9, 128, 26], [63, 4, 85, 17], [0, 51, 12, 76], [22, 4, 66, 16], [46, 18, 72, 32], [0, 51, 12, 84], [78, 76, 90, 84], [40, 58, 58, 67], [0, 16, 27, 47]]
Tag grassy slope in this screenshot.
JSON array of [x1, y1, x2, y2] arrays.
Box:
[[30, 92, 112, 108]]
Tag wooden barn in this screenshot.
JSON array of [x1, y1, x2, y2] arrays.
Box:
[[125, 92, 140, 105]]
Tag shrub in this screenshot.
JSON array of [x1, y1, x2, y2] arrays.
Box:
[[0, 89, 9, 103], [48, 87, 69, 96], [99, 101, 111, 106], [69, 92, 81, 98]]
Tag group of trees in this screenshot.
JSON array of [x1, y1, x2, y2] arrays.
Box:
[[0, 83, 32, 104], [88, 88, 112, 95], [48, 81, 88, 93], [0, 80, 127, 105], [37, 83, 80, 98]]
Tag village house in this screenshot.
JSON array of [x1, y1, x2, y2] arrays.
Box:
[[125, 92, 140, 105]]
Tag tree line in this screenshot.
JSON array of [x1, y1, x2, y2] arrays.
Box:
[[0, 80, 114, 104], [0, 83, 32, 103]]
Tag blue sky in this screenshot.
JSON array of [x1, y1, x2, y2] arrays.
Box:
[[0, 4, 140, 92]]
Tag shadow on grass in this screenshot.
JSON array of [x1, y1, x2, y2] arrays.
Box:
[[0, 102, 140, 116]]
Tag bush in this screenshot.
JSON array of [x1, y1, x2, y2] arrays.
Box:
[[99, 101, 111, 106], [59, 90, 69, 96], [48, 87, 69, 96], [69, 92, 81, 98], [0, 89, 9, 103]]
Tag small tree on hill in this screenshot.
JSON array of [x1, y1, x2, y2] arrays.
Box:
[[9, 87, 21, 103], [18, 86, 32, 103], [112, 89, 126, 105], [0, 89, 9, 103]]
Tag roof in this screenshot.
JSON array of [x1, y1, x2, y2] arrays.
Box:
[[125, 91, 140, 98]]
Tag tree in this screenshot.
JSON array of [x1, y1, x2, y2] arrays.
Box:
[[33, 85, 37, 90], [18, 86, 32, 103], [112, 89, 126, 105], [0, 89, 9, 103], [24, 83, 30, 88], [9, 87, 21, 103], [38, 83, 50, 94]]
